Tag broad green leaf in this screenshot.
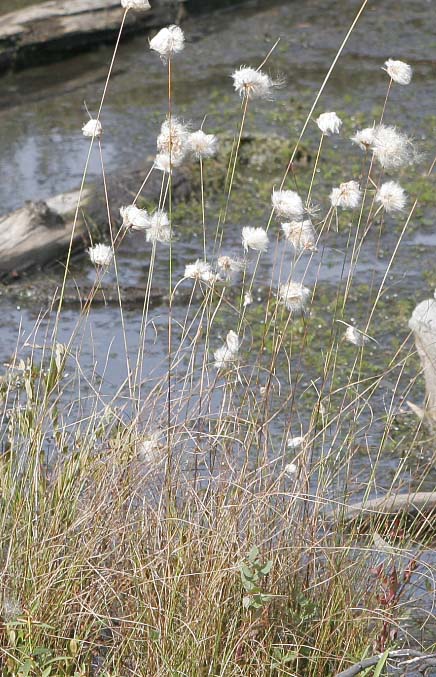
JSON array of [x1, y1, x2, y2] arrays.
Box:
[[33, 646, 51, 656], [260, 559, 273, 576], [373, 649, 389, 677], [240, 563, 254, 580]]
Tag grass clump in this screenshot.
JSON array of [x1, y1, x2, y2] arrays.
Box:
[[0, 3, 435, 676]]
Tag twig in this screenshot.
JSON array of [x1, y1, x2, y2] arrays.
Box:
[[334, 650, 429, 677]]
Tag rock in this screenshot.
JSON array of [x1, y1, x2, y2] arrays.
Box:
[[408, 298, 436, 424]]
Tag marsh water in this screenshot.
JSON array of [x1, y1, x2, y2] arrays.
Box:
[[0, 0, 435, 480]]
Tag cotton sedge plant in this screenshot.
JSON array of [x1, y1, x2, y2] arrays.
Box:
[[1, 1, 435, 672]]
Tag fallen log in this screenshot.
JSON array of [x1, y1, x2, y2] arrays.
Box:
[[334, 650, 435, 677], [0, 190, 91, 278], [0, 165, 192, 279], [339, 492, 436, 523], [408, 297, 436, 425], [0, 0, 174, 74]]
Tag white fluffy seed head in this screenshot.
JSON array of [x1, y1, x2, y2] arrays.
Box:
[[154, 152, 181, 173], [146, 210, 171, 244], [272, 189, 304, 220], [1, 595, 22, 623], [242, 226, 269, 253], [281, 219, 316, 253], [287, 435, 305, 449], [384, 59, 413, 85], [278, 281, 310, 314], [88, 243, 113, 267], [120, 204, 149, 230], [217, 255, 244, 280], [82, 119, 102, 138], [284, 462, 298, 476], [157, 117, 189, 165], [375, 181, 407, 213], [188, 130, 218, 159], [243, 291, 253, 307], [351, 127, 376, 151], [330, 180, 361, 209], [214, 330, 239, 369], [121, 0, 150, 9], [371, 124, 415, 170], [316, 111, 342, 136], [344, 325, 369, 347], [232, 66, 280, 100], [137, 431, 164, 465], [149, 25, 185, 60], [184, 260, 219, 283], [226, 330, 239, 354]]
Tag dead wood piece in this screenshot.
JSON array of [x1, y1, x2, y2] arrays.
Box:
[[0, 190, 91, 277], [0, 0, 173, 73], [334, 649, 428, 677], [409, 299, 436, 425], [336, 492, 436, 525]]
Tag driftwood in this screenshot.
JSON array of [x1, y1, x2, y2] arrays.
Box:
[[334, 649, 436, 677], [0, 190, 91, 277], [341, 492, 436, 522], [409, 298, 436, 424], [0, 0, 176, 74], [0, 166, 191, 279]]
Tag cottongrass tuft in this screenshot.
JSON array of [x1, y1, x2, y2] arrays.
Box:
[[351, 126, 376, 151], [375, 181, 407, 213], [371, 124, 415, 170], [137, 431, 164, 465], [242, 226, 269, 253], [82, 119, 102, 138], [217, 255, 245, 281], [316, 111, 342, 135], [157, 117, 190, 165], [154, 152, 179, 172], [330, 180, 362, 209], [214, 330, 240, 370], [284, 461, 298, 476], [278, 281, 311, 314], [383, 58, 413, 85], [88, 243, 113, 267], [281, 219, 316, 253], [243, 291, 253, 307], [121, 0, 150, 8], [272, 189, 304, 220], [188, 130, 218, 159], [1, 594, 23, 623], [232, 66, 280, 100], [149, 25, 185, 60], [145, 210, 171, 244], [120, 204, 149, 230], [287, 435, 305, 449], [184, 260, 219, 284], [344, 325, 369, 347]]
